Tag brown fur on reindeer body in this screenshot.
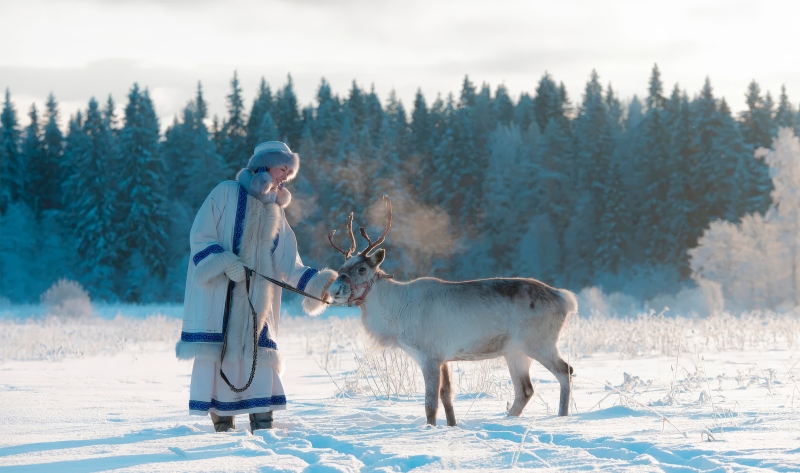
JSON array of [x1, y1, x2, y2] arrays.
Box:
[[327, 197, 577, 426]]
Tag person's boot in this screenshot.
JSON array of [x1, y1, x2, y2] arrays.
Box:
[[210, 412, 235, 432], [249, 410, 273, 432]]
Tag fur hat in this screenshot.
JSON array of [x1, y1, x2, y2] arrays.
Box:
[[246, 141, 300, 181]]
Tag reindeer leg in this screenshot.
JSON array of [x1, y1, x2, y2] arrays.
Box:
[[439, 363, 457, 426], [526, 347, 573, 416], [421, 359, 441, 426], [505, 352, 533, 417]]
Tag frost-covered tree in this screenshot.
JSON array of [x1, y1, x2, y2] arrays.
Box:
[[430, 98, 480, 231], [774, 85, 795, 130], [740, 80, 776, 149], [21, 104, 44, 210], [688, 79, 741, 228], [1, 89, 22, 212], [690, 128, 800, 310], [364, 85, 385, 149], [219, 71, 249, 175], [274, 74, 302, 149], [625, 95, 644, 132], [410, 89, 432, 156], [493, 84, 514, 126], [459, 75, 476, 108], [468, 83, 493, 152], [246, 77, 274, 153], [514, 92, 536, 134], [646, 64, 664, 110], [162, 83, 225, 208], [633, 67, 674, 265], [36, 94, 65, 213], [755, 128, 800, 307], [532, 73, 568, 133], [605, 84, 624, 137], [312, 78, 341, 147], [480, 123, 537, 274], [62, 100, 118, 298], [536, 117, 574, 258], [385, 90, 409, 158], [117, 85, 169, 294], [573, 70, 626, 278]]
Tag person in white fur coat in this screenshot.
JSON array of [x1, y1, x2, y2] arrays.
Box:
[[176, 141, 337, 433]]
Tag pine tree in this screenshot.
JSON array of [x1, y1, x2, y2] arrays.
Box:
[[117, 85, 169, 293], [431, 98, 480, 231], [410, 89, 432, 156], [774, 85, 795, 130], [573, 70, 625, 277], [30, 94, 64, 214], [688, 79, 752, 236], [246, 77, 274, 152], [646, 64, 664, 110], [274, 74, 302, 148], [795, 108, 800, 138], [536, 117, 576, 279], [625, 95, 644, 131], [533, 73, 568, 133], [459, 75, 476, 108], [1, 89, 23, 212], [62, 99, 118, 298], [740, 80, 775, 149], [219, 71, 249, 176], [104, 95, 119, 134], [21, 104, 44, 210], [663, 87, 696, 273], [514, 92, 536, 133], [364, 85, 385, 148], [313, 78, 341, 147], [250, 110, 279, 145], [385, 90, 409, 158], [493, 84, 514, 126], [605, 84, 624, 137], [634, 67, 673, 265], [470, 83, 493, 151], [161, 83, 225, 208]]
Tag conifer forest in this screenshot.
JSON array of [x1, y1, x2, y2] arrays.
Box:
[[2, 65, 799, 310]]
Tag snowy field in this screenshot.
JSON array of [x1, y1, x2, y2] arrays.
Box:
[[1, 305, 800, 472]]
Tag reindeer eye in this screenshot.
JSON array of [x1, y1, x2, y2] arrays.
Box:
[[358, 267, 366, 275]]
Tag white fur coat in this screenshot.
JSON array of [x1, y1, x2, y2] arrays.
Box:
[[176, 177, 337, 375]]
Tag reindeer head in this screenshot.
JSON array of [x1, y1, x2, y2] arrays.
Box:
[[327, 196, 392, 306]]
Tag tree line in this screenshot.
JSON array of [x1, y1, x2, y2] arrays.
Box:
[[1, 65, 799, 304]]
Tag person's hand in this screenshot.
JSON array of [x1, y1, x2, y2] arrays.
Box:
[[224, 261, 247, 283]]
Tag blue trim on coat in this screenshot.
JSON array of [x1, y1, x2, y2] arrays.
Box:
[[271, 230, 280, 254], [181, 332, 223, 342], [296, 268, 318, 292], [232, 184, 248, 256], [189, 395, 287, 412], [258, 326, 278, 350], [192, 244, 224, 266]]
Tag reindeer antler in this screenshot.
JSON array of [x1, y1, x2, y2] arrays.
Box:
[[328, 212, 357, 259], [359, 195, 392, 256]]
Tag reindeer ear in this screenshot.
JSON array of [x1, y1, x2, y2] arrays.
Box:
[[369, 249, 386, 267]]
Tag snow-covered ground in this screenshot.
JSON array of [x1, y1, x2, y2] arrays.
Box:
[[1, 306, 799, 472]]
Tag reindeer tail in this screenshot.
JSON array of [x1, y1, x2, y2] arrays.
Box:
[[555, 289, 578, 316]]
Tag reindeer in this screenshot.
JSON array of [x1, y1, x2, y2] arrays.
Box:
[[327, 196, 578, 426]]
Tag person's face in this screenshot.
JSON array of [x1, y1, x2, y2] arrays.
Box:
[[268, 165, 291, 188]]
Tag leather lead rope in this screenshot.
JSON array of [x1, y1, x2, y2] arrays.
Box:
[[219, 269, 259, 393]]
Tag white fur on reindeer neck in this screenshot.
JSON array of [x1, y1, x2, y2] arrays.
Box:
[[347, 271, 393, 307]]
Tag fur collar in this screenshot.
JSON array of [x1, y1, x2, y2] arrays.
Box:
[[236, 169, 292, 208]]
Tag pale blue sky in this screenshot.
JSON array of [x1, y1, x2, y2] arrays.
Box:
[[2, 0, 798, 128]]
